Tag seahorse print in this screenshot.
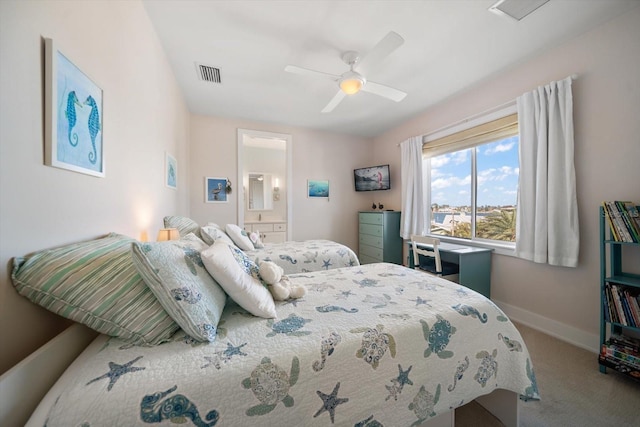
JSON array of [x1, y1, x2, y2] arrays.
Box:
[[447, 356, 470, 391], [498, 333, 523, 352], [279, 254, 298, 264], [316, 305, 358, 314], [65, 90, 81, 146], [83, 95, 101, 164], [140, 385, 219, 426], [312, 332, 341, 371], [452, 303, 488, 323]]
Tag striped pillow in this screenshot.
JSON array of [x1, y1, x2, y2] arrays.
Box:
[[163, 215, 202, 239], [11, 233, 179, 345]]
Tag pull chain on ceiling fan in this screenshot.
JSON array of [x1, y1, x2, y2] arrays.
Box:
[[285, 31, 407, 113]]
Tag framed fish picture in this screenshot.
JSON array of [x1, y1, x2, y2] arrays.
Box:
[[44, 38, 104, 177], [307, 179, 330, 199], [205, 177, 229, 203]]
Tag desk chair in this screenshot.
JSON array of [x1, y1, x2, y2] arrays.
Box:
[[410, 235, 460, 282]]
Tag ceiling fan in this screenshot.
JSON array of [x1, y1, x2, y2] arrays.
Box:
[[285, 31, 407, 113]]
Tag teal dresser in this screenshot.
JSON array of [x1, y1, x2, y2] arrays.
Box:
[[358, 211, 403, 265]]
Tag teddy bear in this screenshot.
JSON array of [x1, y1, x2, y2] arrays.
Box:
[[258, 261, 306, 301]]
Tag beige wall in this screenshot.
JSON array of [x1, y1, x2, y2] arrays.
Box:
[[0, 1, 191, 374], [373, 7, 640, 350], [189, 115, 374, 252]]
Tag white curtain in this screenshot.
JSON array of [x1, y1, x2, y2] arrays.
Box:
[[400, 136, 425, 239], [516, 77, 579, 267]]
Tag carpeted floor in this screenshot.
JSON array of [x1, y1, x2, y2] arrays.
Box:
[[454, 322, 640, 427]]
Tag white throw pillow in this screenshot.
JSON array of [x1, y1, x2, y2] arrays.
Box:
[[225, 224, 255, 251], [200, 224, 236, 247], [201, 241, 276, 318]]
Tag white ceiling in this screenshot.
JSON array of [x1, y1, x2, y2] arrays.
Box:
[[142, 0, 638, 138]]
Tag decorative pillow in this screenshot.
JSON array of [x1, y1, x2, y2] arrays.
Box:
[[200, 224, 236, 247], [11, 233, 179, 345], [225, 224, 254, 251], [249, 231, 265, 249], [131, 233, 227, 342], [201, 241, 276, 318], [163, 215, 202, 239]]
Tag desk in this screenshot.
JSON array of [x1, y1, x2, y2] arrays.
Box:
[[408, 242, 493, 298]]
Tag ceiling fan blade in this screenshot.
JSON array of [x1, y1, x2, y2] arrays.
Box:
[[284, 65, 339, 80], [356, 31, 404, 75], [321, 90, 346, 113], [361, 81, 407, 102]]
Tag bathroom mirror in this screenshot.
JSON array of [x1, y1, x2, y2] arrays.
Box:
[[237, 129, 292, 240], [247, 172, 273, 211]]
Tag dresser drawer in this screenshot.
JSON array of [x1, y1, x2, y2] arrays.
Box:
[[273, 223, 286, 232], [360, 233, 383, 249], [359, 212, 384, 225], [360, 244, 383, 260], [250, 223, 274, 232], [359, 223, 383, 237], [359, 254, 380, 265]]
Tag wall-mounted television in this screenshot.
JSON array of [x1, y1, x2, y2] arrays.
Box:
[[354, 164, 391, 191]]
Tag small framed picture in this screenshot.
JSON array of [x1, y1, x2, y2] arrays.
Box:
[[307, 179, 329, 198], [44, 38, 104, 177], [205, 177, 229, 203], [165, 152, 177, 189]]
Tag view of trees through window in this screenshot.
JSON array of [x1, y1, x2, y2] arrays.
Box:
[[429, 136, 519, 243]]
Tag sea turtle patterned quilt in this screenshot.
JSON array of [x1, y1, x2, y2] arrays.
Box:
[[244, 239, 360, 274], [44, 263, 539, 427]]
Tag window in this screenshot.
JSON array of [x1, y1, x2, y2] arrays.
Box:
[[424, 112, 519, 246]]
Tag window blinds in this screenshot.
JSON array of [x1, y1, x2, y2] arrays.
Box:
[[422, 113, 518, 157]]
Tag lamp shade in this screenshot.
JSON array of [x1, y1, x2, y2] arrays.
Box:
[[157, 228, 180, 242]]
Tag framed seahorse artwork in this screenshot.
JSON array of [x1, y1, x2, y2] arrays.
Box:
[[44, 38, 104, 177], [165, 152, 177, 189]]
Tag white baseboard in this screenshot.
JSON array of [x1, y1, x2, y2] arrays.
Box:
[[493, 299, 600, 354]]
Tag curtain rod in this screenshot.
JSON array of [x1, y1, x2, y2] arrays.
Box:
[[397, 74, 578, 147]]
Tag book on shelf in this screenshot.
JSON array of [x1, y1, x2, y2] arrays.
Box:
[[598, 355, 640, 378], [600, 345, 640, 369], [615, 201, 639, 243], [603, 202, 622, 241], [605, 283, 640, 327], [609, 333, 640, 353], [619, 201, 640, 241], [604, 201, 633, 242], [603, 201, 640, 242]]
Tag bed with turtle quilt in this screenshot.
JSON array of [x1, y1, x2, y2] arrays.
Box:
[[21, 244, 539, 427], [165, 215, 361, 274]]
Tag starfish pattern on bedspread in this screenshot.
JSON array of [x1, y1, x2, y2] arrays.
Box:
[[85, 356, 145, 391], [314, 382, 349, 424]]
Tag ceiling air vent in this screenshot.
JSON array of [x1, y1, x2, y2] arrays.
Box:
[[489, 0, 550, 21], [195, 63, 221, 83]]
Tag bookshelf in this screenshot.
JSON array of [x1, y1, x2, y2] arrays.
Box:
[[599, 205, 640, 378]]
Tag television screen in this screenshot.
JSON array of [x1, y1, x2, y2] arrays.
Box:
[[354, 164, 391, 191]]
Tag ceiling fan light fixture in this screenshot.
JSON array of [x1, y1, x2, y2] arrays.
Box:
[[339, 71, 365, 95]]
